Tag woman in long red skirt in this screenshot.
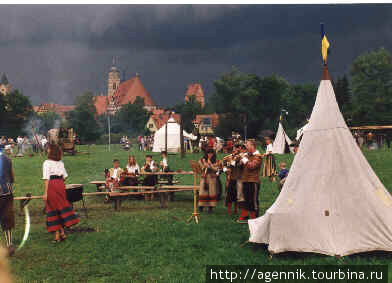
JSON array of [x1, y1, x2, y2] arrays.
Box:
[[43, 144, 79, 243]]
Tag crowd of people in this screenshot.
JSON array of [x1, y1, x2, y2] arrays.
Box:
[[0, 131, 291, 257], [197, 138, 289, 222], [353, 131, 391, 149], [137, 135, 154, 152], [0, 135, 48, 155]]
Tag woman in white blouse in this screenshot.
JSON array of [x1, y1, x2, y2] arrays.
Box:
[[262, 137, 277, 181], [124, 155, 140, 186], [43, 144, 79, 243]]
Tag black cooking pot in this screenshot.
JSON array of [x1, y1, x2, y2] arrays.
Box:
[[66, 184, 84, 203]]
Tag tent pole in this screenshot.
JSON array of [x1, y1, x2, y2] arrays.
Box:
[[180, 115, 185, 158], [165, 120, 168, 153]]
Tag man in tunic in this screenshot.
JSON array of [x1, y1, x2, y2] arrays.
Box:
[[237, 140, 263, 223], [0, 146, 15, 256]]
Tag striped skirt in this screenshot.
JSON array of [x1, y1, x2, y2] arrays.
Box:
[[198, 174, 217, 207], [46, 179, 80, 232]]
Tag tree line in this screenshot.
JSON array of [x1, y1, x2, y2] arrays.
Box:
[[1, 47, 391, 142]]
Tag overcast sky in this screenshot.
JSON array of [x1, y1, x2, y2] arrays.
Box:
[[0, 4, 391, 106]]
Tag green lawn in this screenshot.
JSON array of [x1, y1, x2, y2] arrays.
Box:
[[5, 144, 392, 282]]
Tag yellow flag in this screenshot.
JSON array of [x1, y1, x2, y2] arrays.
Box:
[[322, 35, 330, 63]]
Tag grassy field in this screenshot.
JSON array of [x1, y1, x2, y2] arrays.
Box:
[[4, 144, 392, 282]]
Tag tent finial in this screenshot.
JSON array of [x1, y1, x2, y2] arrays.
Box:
[[322, 64, 330, 80]]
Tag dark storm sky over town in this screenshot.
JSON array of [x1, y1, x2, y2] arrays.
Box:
[[0, 4, 391, 106]]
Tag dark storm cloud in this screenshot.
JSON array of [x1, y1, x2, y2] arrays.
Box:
[[0, 4, 391, 106]]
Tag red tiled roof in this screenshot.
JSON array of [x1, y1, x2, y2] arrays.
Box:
[[185, 83, 205, 107], [94, 96, 109, 116], [152, 108, 165, 115], [194, 114, 219, 128], [113, 76, 155, 107], [151, 113, 181, 130], [34, 103, 75, 118]]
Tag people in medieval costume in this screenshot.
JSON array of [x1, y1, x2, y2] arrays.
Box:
[[198, 149, 219, 213], [236, 145, 247, 215], [222, 144, 242, 215], [262, 137, 277, 181], [142, 155, 158, 200], [0, 146, 15, 256], [105, 159, 124, 192], [237, 140, 264, 223], [124, 155, 140, 186], [43, 144, 80, 243]]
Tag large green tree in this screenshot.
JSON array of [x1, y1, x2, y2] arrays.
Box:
[[2, 90, 34, 137], [210, 68, 289, 138], [174, 95, 203, 133], [333, 75, 352, 119], [350, 47, 392, 125], [67, 91, 101, 142], [281, 83, 317, 137], [112, 96, 149, 136]]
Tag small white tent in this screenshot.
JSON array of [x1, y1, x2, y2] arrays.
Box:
[[272, 122, 293, 154], [248, 65, 392, 256], [152, 118, 196, 153]]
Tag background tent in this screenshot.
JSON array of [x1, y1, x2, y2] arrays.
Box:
[[248, 66, 392, 256], [152, 118, 196, 153], [272, 122, 293, 154]]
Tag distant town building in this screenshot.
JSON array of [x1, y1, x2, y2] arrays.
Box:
[[0, 73, 12, 95], [94, 60, 157, 115], [193, 114, 220, 135], [185, 83, 205, 108], [146, 112, 181, 133], [34, 103, 76, 119]]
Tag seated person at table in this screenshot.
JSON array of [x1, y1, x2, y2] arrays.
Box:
[[105, 159, 124, 192], [277, 162, 289, 191], [160, 151, 173, 185], [160, 151, 174, 200], [124, 155, 140, 186], [142, 155, 158, 187]]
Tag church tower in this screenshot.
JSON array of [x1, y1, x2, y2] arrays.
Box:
[[107, 58, 120, 100]]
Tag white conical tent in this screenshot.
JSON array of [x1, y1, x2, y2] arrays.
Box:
[[152, 118, 196, 153], [272, 122, 293, 154], [248, 66, 392, 256]]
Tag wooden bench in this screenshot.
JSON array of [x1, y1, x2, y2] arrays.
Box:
[[108, 185, 199, 210], [89, 181, 106, 192]]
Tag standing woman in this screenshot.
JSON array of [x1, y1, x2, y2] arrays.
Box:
[[43, 144, 79, 243], [198, 148, 219, 213], [262, 137, 277, 182]]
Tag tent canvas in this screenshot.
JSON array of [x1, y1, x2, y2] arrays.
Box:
[[248, 66, 392, 256], [296, 122, 309, 141], [152, 118, 196, 153], [272, 122, 293, 154]]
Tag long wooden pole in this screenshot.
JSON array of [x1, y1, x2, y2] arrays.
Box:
[[180, 115, 184, 158], [165, 122, 168, 153]]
